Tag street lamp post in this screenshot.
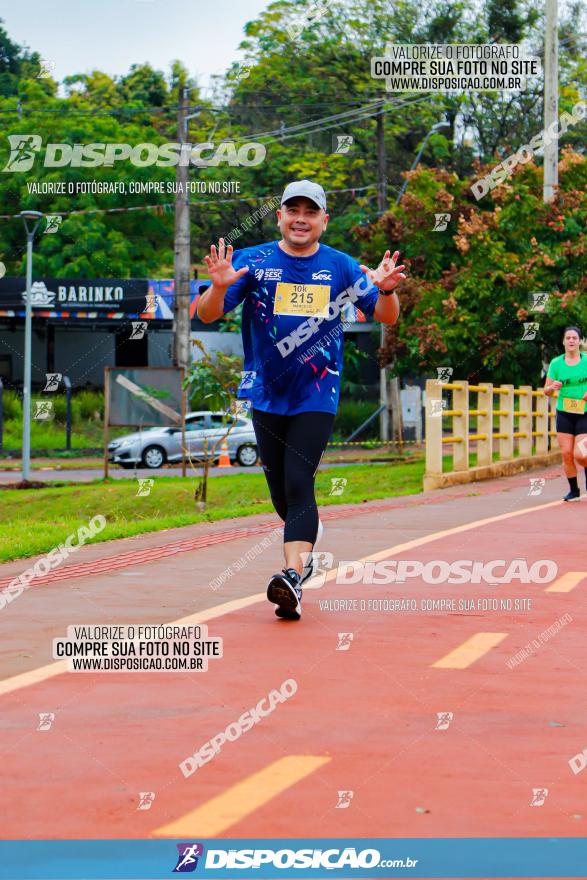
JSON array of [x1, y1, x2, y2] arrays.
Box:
[[19, 210, 43, 482]]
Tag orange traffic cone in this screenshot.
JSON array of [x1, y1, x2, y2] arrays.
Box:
[[217, 439, 232, 468]]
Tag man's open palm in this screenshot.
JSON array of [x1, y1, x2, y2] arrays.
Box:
[[204, 238, 249, 289], [360, 250, 406, 291]]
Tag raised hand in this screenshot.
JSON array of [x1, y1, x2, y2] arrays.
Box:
[[204, 238, 249, 290], [359, 250, 406, 292]]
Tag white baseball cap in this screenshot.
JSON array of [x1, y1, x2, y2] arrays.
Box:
[[281, 179, 327, 212]]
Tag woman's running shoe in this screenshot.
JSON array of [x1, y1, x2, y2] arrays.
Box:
[[267, 568, 302, 620], [564, 489, 581, 502]]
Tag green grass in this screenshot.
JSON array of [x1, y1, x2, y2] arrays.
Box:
[[2, 419, 104, 450], [1, 389, 113, 450], [0, 460, 425, 563]]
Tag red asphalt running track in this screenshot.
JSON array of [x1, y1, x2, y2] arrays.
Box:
[[0, 464, 585, 864]]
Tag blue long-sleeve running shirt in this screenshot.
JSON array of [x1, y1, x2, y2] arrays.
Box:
[[217, 240, 381, 416]]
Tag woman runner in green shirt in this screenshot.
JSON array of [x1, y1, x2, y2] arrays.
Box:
[[544, 326, 587, 501]]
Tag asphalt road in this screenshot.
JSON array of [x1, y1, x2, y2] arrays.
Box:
[[0, 460, 357, 483]]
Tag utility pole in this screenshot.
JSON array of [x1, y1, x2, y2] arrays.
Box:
[[376, 104, 402, 445], [543, 0, 558, 203], [376, 106, 391, 443], [173, 85, 191, 369], [376, 109, 387, 215]]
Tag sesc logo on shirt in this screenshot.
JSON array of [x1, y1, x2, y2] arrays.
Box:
[[312, 270, 332, 281], [254, 267, 283, 282]]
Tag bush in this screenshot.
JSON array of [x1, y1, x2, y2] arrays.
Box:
[[1, 389, 108, 450], [2, 390, 22, 421], [10, 391, 105, 426], [75, 390, 104, 421], [45, 396, 81, 423], [333, 399, 380, 441], [185, 348, 243, 414]]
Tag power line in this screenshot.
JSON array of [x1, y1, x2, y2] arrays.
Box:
[[262, 96, 444, 145], [223, 99, 390, 141], [231, 94, 444, 145]]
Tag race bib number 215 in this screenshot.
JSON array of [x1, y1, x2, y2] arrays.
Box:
[[274, 283, 331, 316]]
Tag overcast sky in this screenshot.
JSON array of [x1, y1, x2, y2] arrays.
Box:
[[2, 0, 270, 93]]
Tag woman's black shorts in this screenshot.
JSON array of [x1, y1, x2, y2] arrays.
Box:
[[556, 409, 587, 435]]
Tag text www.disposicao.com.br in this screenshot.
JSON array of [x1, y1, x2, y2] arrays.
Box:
[[71, 657, 201, 671]]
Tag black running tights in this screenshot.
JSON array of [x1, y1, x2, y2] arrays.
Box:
[[251, 409, 335, 544]]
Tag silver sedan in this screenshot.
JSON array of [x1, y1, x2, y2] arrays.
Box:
[[107, 411, 258, 469]]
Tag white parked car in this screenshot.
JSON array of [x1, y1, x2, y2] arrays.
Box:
[[107, 411, 258, 469]]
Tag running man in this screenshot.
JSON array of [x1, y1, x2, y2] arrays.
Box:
[[544, 326, 587, 501], [197, 180, 405, 619]]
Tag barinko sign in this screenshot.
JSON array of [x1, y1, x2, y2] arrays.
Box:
[[0, 277, 149, 316]]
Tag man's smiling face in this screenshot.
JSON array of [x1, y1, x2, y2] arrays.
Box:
[[277, 196, 329, 250]]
